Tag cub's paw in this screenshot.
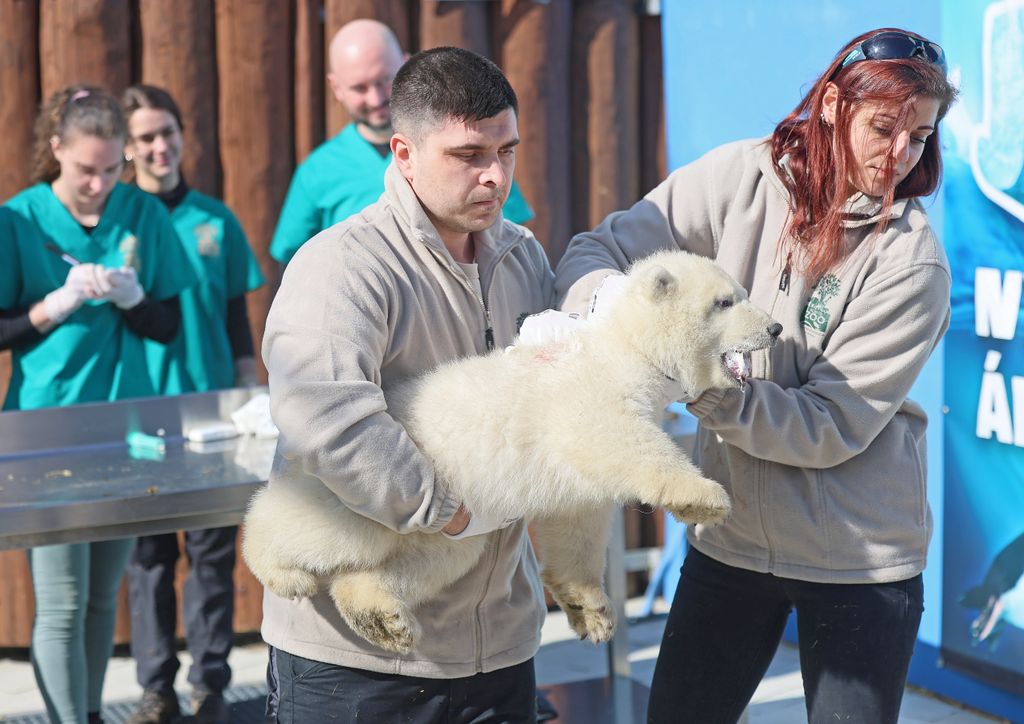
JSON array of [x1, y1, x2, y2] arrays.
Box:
[[555, 588, 616, 642], [260, 566, 319, 599], [665, 483, 732, 526], [343, 604, 421, 655], [565, 602, 616, 643]]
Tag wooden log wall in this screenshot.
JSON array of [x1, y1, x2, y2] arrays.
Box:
[[0, 0, 667, 647]]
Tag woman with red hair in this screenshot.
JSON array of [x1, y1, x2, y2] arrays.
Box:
[[555, 29, 957, 723]]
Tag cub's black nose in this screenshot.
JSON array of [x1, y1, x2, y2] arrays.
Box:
[[768, 322, 783, 339]]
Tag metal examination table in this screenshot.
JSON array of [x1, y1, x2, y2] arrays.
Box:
[[0, 387, 274, 550], [0, 386, 639, 723]]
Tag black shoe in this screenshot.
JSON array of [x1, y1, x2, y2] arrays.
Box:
[[537, 689, 559, 721], [126, 689, 181, 724], [192, 689, 231, 724]]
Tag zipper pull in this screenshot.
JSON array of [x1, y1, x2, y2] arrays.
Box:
[[779, 252, 792, 293], [484, 309, 495, 351]]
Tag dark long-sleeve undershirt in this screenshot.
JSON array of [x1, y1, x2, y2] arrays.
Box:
[[121, 296, 181, 344], [0, 308, 42, 351], [226, 295, 254, 360], [0, 296, 180, 349]]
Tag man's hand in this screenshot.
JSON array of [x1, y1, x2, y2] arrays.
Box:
[[441, 505, 471, 535]]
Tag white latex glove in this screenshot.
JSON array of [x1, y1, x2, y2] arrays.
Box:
[[42, 263, 108, 323], [104, 266, 145, 309], [513, 309, 585, 348], [588, 272, 628, 322]]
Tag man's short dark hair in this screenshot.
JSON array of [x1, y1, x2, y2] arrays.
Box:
[[391, 47, 518, 139]]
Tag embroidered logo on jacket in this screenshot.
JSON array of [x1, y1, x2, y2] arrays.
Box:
[[120, 234, 140, 271], [802, 273, 840, 333], [194, 224, 221, 258]]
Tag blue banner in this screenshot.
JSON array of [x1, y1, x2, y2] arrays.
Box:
[[941, 0, 1024, 695]]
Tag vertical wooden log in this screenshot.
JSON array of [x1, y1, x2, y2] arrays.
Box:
[[640, 11, 667, 193], [419, 0, 490, 57], [39, 0, 131, 97], [0, 0, 39, 201], [323, 0, 412, 138], [294, 0, 326, 162], [0, 551, 34, 646], [571, 0, 640, 232], [496, 0, 573, 261], [138, 0, 220, 196], [215, 0, 292, 383], [0, 0, 39, 409]]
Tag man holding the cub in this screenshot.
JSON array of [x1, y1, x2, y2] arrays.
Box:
[[260, 47, 552, 722]]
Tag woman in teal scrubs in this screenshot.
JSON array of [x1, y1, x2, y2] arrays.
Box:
[[0, 86, 196, 724], [118, 84, 264, 724]]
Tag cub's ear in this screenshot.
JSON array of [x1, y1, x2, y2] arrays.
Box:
[[642, 265, 678, 302]]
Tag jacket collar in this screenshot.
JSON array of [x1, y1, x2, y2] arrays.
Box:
[[756, 138, 911, 229], [838, 192, 909, 228], [382, 162, 517, 272]]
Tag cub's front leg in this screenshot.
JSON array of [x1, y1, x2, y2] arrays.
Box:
[[572, 420, 730, 525], [533, 506, 617, 642]]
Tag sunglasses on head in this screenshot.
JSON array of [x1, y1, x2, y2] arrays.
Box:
[[837, 31, 947, 75]]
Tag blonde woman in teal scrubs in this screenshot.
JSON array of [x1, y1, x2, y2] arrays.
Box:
[[0, 86, 196, 724]]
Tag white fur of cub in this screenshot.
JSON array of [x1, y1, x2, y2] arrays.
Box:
[[243, 250, 781, 654]]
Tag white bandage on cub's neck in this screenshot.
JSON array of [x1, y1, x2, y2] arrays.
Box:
[[588, 272, 629, 322], [515, 309, 585, 348], [511, 272, 630, 351]]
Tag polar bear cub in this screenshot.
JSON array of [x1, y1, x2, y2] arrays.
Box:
[[243, 250, 782, 654]]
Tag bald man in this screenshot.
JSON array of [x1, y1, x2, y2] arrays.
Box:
[[269, 19, 534, 265]]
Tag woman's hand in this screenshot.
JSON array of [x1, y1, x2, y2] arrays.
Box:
[[103, 266, 145, 309], [41, 263, 108, 323]]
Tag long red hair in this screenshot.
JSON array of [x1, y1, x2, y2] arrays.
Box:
[[770, 28, 957, 282]]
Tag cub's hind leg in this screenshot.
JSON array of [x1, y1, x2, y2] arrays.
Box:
[[534, 505, 617, 642], [329, 569, 421, 655], [328, 532, 488, 654]]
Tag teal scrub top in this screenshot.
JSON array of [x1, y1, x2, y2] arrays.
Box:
[[0, 182, 198, 410], [269, 123, 535, 264], [144, 190, 265, 394]]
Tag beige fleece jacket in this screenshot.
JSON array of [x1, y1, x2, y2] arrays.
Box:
[[556, 138, 951, 584], [261, 163, 554, 676]]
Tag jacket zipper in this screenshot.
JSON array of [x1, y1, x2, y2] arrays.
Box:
[[475, 527, 503, 671], [778, 251, 792, 293], [760, 253, 791, 569], [453, 261, 494, 351], [429, 242, 511, 353], [425, 239, 515, 666]]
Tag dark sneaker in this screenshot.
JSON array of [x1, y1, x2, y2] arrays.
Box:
[[191, 689, 231, 724], [126, 689, 181, 724]]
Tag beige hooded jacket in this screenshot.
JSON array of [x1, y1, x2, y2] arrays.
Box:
[[261, 163, 554, 676], [556, 138, 951, 584]]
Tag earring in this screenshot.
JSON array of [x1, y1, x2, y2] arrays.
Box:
[[124, 153, 134, 162], [819, 112, 828, 125]]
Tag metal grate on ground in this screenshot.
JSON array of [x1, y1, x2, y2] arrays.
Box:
[[0, 683, 271, 724]]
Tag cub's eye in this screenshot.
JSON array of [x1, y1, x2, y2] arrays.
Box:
[[714, 298, 734, 309]]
